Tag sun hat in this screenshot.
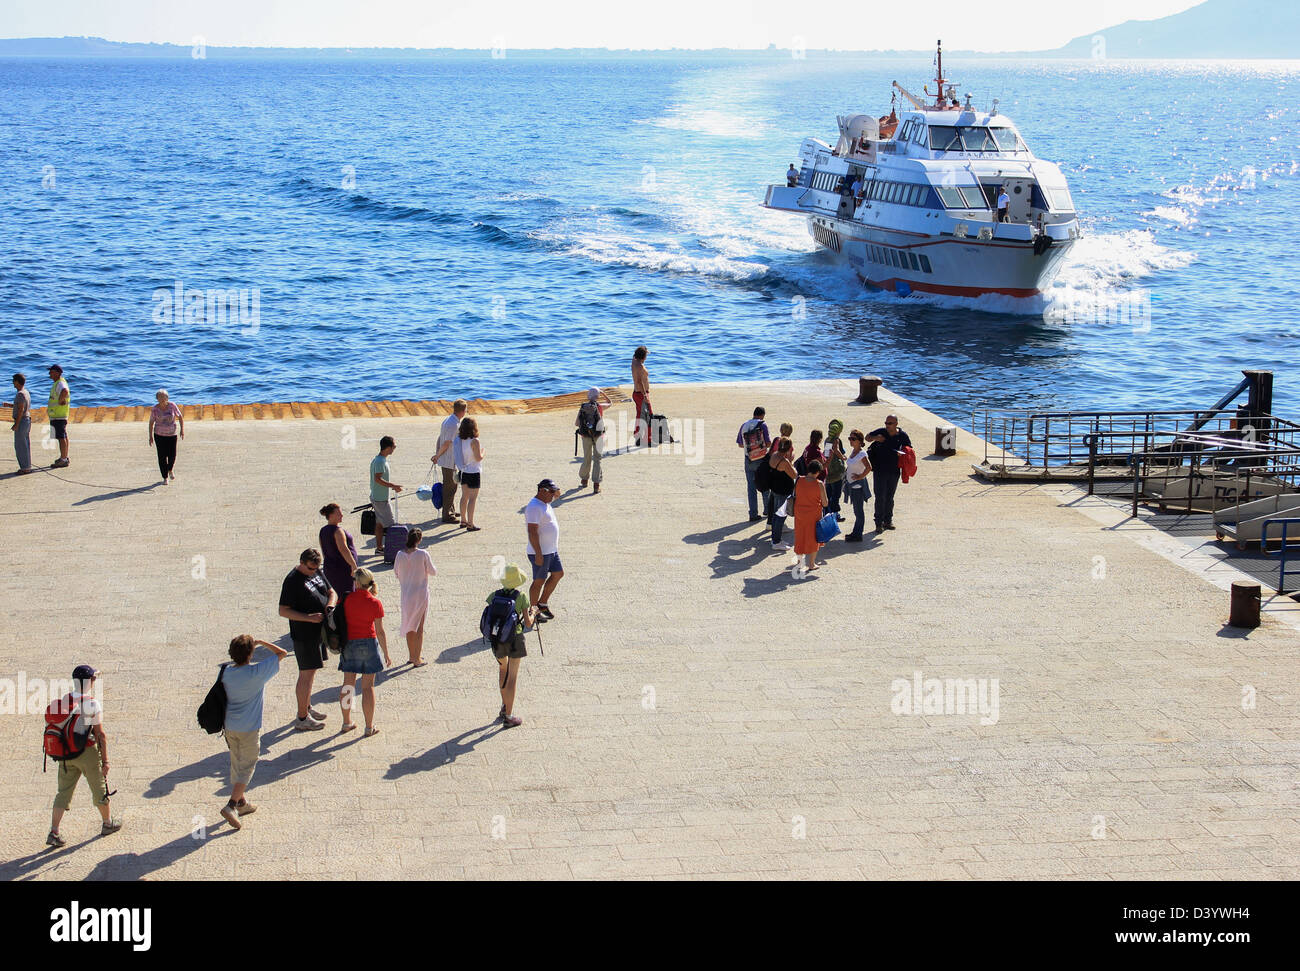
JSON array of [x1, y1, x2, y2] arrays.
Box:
[[502, 564, 528, 590]]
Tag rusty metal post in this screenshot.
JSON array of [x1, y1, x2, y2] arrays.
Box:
[[934, 426, 957, 456], [1229, 581, 1261, 629], [857, 375, 883, 404]]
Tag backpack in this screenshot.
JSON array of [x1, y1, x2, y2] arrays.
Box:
[[325, 595, 350, 654], [742, 420, 768, 461], [576, 401, 601, 439], [43, 692, 93, 769], [480, 588, 520, 646], [196, 664, 231, 735]]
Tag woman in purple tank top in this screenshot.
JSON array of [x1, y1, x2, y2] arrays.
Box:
[[318, 503, 359, 596]]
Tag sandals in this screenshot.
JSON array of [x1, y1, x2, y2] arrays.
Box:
[[340, 722, 357, 733], [466, 525, 481, 532], [363, 726, 381, 738]]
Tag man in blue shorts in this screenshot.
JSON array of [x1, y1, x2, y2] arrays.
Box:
[[524, 478, 563, 620]]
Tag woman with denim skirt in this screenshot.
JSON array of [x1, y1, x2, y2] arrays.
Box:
[[338, 567, 391, 737]]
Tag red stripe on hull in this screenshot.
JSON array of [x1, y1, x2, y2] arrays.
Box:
[[860, 275, 1041, 298]]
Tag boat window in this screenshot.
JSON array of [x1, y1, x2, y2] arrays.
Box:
[[899, 120, 913, 142], [928, 126, 963, 152], [908, 185, 922, 205], [891, 250, 902, 268], [957, 186, 988, 209], [919, 253, 933, 273], [907, 252, 920, 271], [935, 185, 967, 208], [1045, 186, 1075, 212], [989, 127, 1028, 154], [957, 126, 997, 152]]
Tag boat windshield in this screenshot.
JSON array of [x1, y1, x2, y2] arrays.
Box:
[[928, 125, 1030, 155]]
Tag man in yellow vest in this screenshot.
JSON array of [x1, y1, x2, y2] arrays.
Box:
[[47, 364, 70, 468]]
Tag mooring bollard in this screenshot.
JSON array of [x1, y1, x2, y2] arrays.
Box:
[[1229, 581, 1261, 629], [934, 426, 957, 456], [857, 375, 883, 404]]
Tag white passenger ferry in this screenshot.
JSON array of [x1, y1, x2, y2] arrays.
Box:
[[764, 43, 1080, 298]]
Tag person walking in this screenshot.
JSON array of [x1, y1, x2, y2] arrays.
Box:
[[867, 414, 913, 532], [432, 399, 467, 525], [767, 439, 798, 552], [6, 373, 35, 474], [319, 503, 360, 597], [147, 389, 184, 485], [823, 419, 848, 521], [486, 563, 537, 728], [843, 430, 873, 542], [576, 387, 610, 493], [631, 346, 651, 447], [47, 364, 70, 468], [793, 460, 829, 571], [218, 635, 289, 830], [454, 417, 484, 531], [393, 528, 436, 666], [338, 567, 391, 737], [369, 436, 403, 556], [46, 664, 122, 846], [277, 548, 335, 732], [525, 478, 563, 620], [737, 406, 772, 521]]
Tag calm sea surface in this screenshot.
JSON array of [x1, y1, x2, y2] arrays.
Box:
[[3, 55, 1298, 420]]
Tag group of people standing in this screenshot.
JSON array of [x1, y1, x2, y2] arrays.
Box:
[[739, 407, 914, 570]]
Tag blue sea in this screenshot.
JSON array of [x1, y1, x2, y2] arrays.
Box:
[[3, 54, 1299, 420]]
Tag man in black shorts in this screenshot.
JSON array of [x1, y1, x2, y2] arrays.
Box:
[[277, 548, 336, 732]]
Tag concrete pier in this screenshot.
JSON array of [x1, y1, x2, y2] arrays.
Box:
[[1, 379, 1295, 880]]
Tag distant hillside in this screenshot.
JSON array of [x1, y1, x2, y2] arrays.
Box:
[[1049, 0, 1300, 58]]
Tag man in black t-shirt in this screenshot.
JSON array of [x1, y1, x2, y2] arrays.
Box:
[[277, 548, 336, 732], [866, 415, 912, 532]]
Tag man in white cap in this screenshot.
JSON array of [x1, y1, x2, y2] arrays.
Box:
[[525, 479, 563, 620], [575, 387, 611, 493]]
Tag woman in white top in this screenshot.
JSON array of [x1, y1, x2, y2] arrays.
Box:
[[454, 416, 484, 531], [393, 527, 437, 666], [843, 429, 873, 543]]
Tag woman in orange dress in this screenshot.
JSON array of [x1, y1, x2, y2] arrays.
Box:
[[793, 459, 829, 571]]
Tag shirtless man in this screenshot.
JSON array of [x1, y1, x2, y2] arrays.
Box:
[[631, 345, 651, 448]]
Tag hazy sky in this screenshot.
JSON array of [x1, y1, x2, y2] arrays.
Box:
[[1, 0, 1206, 51]]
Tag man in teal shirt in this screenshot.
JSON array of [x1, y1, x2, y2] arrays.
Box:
[[370, 436, 403, 555]]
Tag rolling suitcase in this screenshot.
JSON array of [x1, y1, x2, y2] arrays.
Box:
[[383, 524, 408, 565]]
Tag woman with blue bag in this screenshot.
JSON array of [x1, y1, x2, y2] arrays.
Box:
[[794, 459, 830, 572]]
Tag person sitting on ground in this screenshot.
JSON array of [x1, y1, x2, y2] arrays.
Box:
[[487, 563, 538, 729], [219, 635, 289, 830], [338, 567, 391, 737]]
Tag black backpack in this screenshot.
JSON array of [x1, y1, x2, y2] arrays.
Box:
[[196, 663, 231, 735], [576, 401, 601, 439], [480, 589, 520, 646], [324, 595, 349, 654]]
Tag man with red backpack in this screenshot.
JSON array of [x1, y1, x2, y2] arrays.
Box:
[[737, 407, 772, 521], [45, 664, 122, 847]]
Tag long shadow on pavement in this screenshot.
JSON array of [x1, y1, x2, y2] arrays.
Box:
[[84, 828, 240, 880], [72, 483, 159, 504], [435, 637, 492, 664], [384, 722, 500, 779]]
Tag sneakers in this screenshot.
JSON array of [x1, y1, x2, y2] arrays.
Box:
[[100, 816, 123, 835], [220, 802, 241, 830], [749, 514, 763, 522], [236, 799, 257, 816], [46, 831, 66, 848], [498, 704, 507, 722], [51, 458, 69, 468], [844, 534, 863, 543], [294, 716, 324, 732], [502, 714, 523, 728], [772, 541, 792, 551], [308, 707, 327, 722], [536, 604, 555, 620]]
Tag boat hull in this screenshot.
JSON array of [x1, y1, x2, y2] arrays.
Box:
[[808, 215, 1074, 298]]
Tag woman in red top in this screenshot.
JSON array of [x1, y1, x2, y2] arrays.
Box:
[[338, 567, 391, 737], [793, 459, 829, 571], [799, 429, 828, 481]]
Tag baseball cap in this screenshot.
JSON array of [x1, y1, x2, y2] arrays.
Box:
[[537, 478, 559, 492], [72, 664, 98, 682]]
